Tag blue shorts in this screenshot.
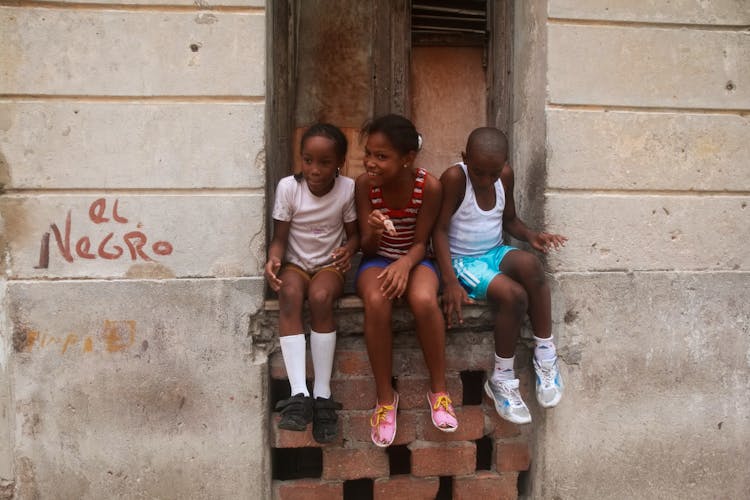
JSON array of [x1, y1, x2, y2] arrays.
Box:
[[451, 245, 517, 300], [356, 255, 439, 281]]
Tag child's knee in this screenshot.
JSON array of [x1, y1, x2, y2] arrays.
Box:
[[517, 252, 546, 287], [362, 288, 390, 311], [307, 286, 335, 311], [406, 288, 438, 312], [509, 284, 529, 317], [277, 286, 305, 316], [488, 279, 528, 316]]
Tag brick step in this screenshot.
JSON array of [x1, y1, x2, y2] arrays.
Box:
[[273, 471, 520, 500]]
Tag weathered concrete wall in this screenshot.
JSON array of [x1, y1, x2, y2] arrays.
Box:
[[0, 1, 269, 498], [533, 1, 750, 498]]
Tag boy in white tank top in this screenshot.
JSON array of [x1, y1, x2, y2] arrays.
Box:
[[433, 127, 567, 424]]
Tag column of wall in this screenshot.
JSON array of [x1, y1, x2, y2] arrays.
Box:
[[0, 1, 269, 497], [537, 1, 750, 498]]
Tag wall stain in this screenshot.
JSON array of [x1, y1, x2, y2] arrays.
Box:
[[125, 263, 176, 279], [0, 197, 29, 276], [195, 13, 217, 24], [16, 456, 40, 500], [0, 149, 10, 193]]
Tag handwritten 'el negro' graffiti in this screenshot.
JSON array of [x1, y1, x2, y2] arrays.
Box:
[[34, 198, 174, 269], [23, 320, 137, 355]]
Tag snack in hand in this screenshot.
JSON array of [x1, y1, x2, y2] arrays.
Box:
[[383, 219, 396, 236]]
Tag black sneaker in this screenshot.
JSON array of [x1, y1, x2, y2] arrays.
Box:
[[312, 397, 343, 444], [275, 393, 313, 431]]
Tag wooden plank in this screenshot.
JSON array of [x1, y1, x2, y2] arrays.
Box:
[[487, 0, 513, 136]]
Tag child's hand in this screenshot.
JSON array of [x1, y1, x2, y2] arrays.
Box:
[[442, 282, 475, 328], [330, 246, 353, 273], [368, 210, 396, 236], [265, 257, 283, 291], [377, 258, 411, 300], [531, 232, 567, 253]]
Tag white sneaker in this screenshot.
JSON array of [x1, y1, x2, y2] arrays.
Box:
[[484, 378, 532, 424], [534, 357, 564, 408]]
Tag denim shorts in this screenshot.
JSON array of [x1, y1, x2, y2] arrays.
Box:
[[451, 245, 517, 300]]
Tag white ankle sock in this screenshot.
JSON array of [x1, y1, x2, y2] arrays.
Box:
[[310, 330, 336, 399], [280, 334, 309, 397], [493, 354, 515, 382], [534, 335, 557, 361]]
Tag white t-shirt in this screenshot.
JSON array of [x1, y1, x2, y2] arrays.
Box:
[[448, 163, 505, 256], [272, 175, 357, 272]]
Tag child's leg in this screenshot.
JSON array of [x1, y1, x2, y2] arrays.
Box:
[[405, 265, 447, 394], [499, 251, 563, 407], [486, 274, 528, 359], [484, 274, 532, 424], [499, 250, 551, 340], [357, 266, 395, 405], [277, 269, 310, 397], [275, 268, 314, 430], [308, 270, 345, 399]]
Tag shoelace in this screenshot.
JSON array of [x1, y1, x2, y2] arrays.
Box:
[[538, 362, 556, 388], [432, 395, 456, 416], [370, 403, 394, 428], [503, 385, 525, 408]]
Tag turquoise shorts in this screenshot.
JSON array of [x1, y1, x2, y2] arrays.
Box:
[[451, 245, 517, 300]]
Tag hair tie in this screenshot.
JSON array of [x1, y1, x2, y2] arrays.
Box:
[[417, 133, 423, 151]]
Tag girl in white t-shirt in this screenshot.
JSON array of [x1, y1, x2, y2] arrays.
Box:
[[265, 123, 359, 443]]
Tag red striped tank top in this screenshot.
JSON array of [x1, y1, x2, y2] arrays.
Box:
[[369, 167, 429, 260]]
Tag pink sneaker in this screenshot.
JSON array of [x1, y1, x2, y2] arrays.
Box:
[[370, 393, 399, 447], [427, 391, 458, 432]]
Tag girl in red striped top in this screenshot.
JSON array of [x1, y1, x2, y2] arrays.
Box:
[[354, 114, 458, 447]]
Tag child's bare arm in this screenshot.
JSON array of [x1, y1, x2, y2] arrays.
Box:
[[265, 219, 290, 291], [501, 164, 567, 253], [434, 166, 474, 327], [355, 174, 384, 256], [330, 220, 360, 273]]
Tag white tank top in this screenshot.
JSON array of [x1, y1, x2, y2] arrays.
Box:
[[448, 163, 505, 257]]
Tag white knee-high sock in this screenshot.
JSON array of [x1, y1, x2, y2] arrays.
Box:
[[310, 330, 336, 399], [534, 335, 557, 361], [310, 330, 336, 398], [280, 334, 309, 397], [492, 354, 515, 382]]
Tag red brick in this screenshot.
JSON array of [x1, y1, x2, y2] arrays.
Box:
[[409, 440, 476, 477], [445, 343, 494, 372], [484, 408, 522, 438], [271, 413, 342, 448], [322, 446, 389, 480], [495, 441, 531, 472], [333, 348, 372, 377], [270, 351, 313, 379], [453, 471, 518, 500], [392, 349, 430, 377], [344, 410, 417, 446], [396, 375, 463, 409], [374, 475, 439, 500], [330, 377, 377, 410], [419, 405, 484, 442], [274, 479, 343, 500]]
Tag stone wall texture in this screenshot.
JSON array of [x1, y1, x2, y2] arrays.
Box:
[[1, 1, 748, 499], [536, 1, 750, 498], [0, 1, 269, 498]]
